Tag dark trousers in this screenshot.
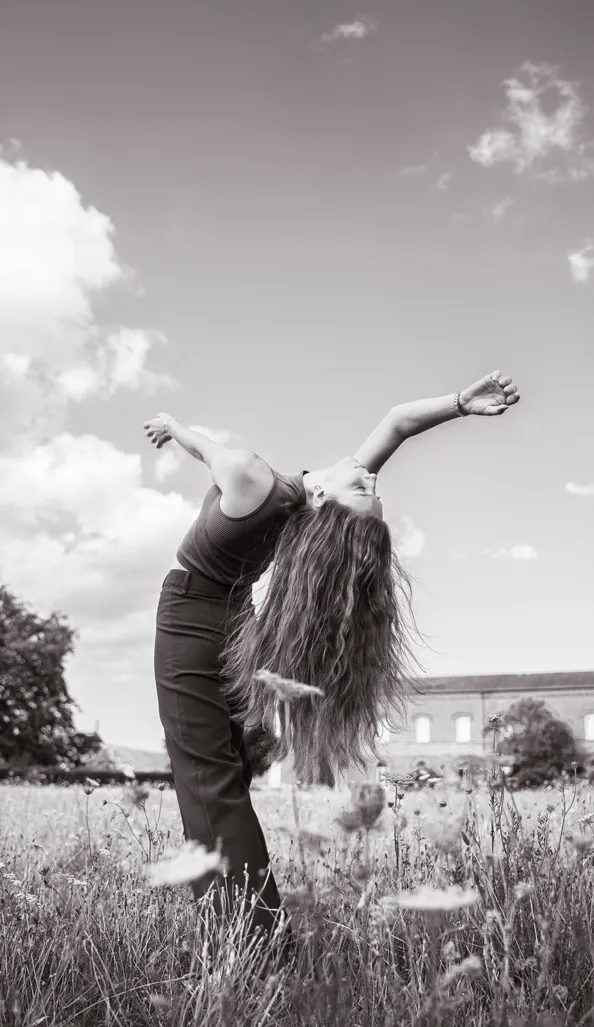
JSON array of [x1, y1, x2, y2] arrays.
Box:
[[154, 569, 290, 956]]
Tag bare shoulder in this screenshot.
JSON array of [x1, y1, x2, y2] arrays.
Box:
[[215, 449, 275, 517]]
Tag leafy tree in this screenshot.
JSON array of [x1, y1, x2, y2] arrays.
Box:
[[0, 583, 103, 770], [484, 697, 586, 788]]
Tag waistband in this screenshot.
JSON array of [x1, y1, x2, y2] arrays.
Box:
[[162, 568, 250, 603]]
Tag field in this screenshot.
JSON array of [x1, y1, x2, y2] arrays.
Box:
[[2, 771, 594, 1027]]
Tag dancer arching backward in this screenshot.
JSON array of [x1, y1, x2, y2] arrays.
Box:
[[145, 369, 520, 947]]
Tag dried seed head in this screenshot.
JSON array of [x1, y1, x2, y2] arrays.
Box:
[[350, 782, 386, 828]]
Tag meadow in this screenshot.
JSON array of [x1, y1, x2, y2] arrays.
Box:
[[2, 769, 594, 1027]]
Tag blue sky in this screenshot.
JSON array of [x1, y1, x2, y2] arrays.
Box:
[[0, 0, 592, 751]]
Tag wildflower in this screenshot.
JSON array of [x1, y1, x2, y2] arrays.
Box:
[[350, 782, 386, 828], [396, 885, 479, 912], [147, 841, 227, 888], [253, 669, 324, 702], [439, 801, 447, 808], [514, 882, 533, 901], [553, 984, 568, 1004], [440, 955, 482, 987], [335, 808, 365, 833]]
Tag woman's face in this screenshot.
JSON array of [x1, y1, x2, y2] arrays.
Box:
[[317, 457, 384, 519]]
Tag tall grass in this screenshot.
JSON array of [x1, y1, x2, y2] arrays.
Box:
[[2, 766, 594, 1026]]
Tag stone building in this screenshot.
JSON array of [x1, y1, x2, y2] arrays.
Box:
[[264, 671, 594, 786]]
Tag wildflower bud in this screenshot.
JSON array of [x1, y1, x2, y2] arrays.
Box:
[[413, 808, 421, 817], [157, 782, 165, 791], [553, 984, 568, 1003], [439, 801, 447, 808]]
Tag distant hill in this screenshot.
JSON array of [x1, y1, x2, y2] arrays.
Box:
[[105, 745, 170, 773]]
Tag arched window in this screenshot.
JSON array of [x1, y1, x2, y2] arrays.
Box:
[[413, 715, 431, 744], [454, 714, 472, 744], [584, 714, 594, 741]]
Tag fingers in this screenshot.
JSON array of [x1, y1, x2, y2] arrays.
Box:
[[499, 375, 513, 387], [490, 369, 502, 381]]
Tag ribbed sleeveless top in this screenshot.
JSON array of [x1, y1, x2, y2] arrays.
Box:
[[176, 469, 308, 590]]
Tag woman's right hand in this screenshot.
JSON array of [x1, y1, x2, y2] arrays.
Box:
[[143, 412, 174, 449]]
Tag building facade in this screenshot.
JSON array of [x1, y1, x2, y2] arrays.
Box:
[[264, 671, 594, 786]]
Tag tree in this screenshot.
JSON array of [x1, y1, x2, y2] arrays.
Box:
[[0, 583, 103, 769], [484, 697, 586, 788]]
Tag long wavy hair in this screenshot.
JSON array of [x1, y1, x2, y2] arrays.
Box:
[[221, 498, 425, 786]]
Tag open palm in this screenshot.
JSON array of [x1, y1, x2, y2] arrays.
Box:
[[461, 370, 520, 416]]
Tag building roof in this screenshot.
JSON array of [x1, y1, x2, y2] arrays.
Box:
[[416, 671, 594, 695]]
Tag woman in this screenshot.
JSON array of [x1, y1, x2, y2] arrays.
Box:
[[145, 369, 520, 949]]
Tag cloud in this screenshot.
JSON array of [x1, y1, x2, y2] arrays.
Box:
[[0, 433, 203, 743], [565, 481, 594, 496], [468, 62, 594, 183], [395, 515, 426, 559], [491, 196, 513, 221], [0, 151, 185, 747], [0, 154, 174, 446], [436, 171, 452, 191], [321, 15, 378, 43], [568, 242, 594, 283], [481, 545, 538, 561]]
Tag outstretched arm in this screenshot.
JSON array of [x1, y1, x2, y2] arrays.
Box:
[[143, 413, 274, 507], [144, 414, 221, 464], [354, 370, 520, 474]]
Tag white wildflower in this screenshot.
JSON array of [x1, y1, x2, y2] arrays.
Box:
[[396, 884, 479, 912], [147, 841, 227, 888]]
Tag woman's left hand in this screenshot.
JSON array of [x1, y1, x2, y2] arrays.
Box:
[[143, 412, 174, 448], [460, 370, 520, 416]]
